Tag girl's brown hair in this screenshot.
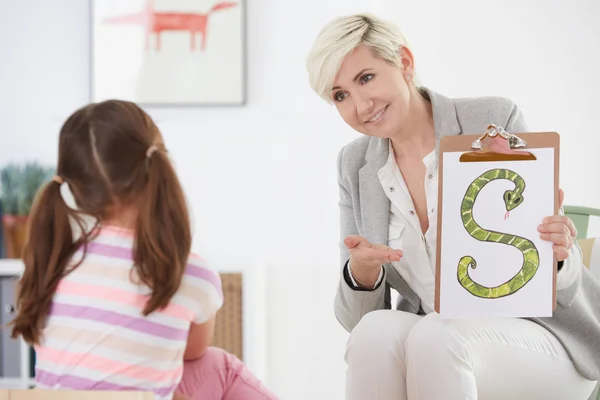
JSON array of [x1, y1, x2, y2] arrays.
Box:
[[9, 100, 192, 345]]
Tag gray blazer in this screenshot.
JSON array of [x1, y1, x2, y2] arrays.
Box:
[[334, 87, 600, 382]]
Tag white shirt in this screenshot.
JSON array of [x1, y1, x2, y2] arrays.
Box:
[[380, 142, 438, 313], [347, 139, 580, 313]]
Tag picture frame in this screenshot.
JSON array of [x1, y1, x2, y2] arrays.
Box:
[[90, 0, 247, 107]]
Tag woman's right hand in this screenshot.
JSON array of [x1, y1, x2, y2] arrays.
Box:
[[344, 235, 403, 288]]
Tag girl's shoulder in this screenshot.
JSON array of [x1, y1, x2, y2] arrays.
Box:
[[183, 252, 223, 294], [181, 252, 224, 323]]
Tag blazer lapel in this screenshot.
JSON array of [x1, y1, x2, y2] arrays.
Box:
[[419, 87, 463, 148], [358, 137, 391, 245]]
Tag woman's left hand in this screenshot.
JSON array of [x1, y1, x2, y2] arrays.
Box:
[[538, 189, 578, 261]]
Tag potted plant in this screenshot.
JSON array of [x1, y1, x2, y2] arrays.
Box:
[[0, 162, 55, 259]]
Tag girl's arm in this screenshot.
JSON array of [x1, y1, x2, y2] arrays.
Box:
[[184, 314, 217, 360], [173, 390, 191, 400]]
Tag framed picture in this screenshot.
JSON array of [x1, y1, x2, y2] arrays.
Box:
[[90, 0, 246, 106]]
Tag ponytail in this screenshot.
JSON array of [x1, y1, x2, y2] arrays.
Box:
[[10, 180, 80, 345], [134, 148, 191, 316]]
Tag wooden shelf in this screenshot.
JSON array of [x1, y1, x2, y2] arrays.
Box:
[[0, 262, 31, 388], [0, 259, 23, 277], [0, 378, 36, 389]]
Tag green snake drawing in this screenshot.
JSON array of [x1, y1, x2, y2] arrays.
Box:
[[458, 168, 539, 299]]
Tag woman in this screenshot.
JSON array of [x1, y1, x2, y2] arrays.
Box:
[[305, 13, 600, 400]]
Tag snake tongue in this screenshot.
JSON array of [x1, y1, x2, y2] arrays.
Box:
[[504, 210, 510, 220]]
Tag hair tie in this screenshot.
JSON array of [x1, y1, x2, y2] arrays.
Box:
[[146, 145, 159, 158], [52, 175, 64, 185]]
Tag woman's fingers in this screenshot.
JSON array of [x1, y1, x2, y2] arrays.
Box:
[[553, 244, 570, 262], [344, 235, 402, 265], [357, 246, 403, 264], [344, 235, 371, 249], [540, 216, 577, 238]]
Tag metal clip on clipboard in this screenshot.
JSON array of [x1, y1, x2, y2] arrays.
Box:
[[459, 124, 537, 163]]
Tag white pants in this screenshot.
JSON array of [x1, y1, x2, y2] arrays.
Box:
[[345, 310, 598, 400]]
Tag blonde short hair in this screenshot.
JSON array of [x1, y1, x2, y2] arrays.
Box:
[[306, 13, 411, 103]]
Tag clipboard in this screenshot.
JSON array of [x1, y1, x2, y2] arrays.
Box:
[[434, 125, 560, 318]]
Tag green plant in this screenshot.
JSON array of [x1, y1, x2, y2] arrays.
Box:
[[0, 162, 55, 216]]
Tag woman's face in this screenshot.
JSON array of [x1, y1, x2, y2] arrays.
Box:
[[331, 44, 414, 139]]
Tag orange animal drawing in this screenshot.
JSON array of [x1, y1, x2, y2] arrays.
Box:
[[102, 0, 238, 51]]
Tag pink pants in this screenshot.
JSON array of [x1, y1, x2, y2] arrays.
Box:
[[176, 347, 279, 400]]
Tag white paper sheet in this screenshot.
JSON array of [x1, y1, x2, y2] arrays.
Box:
[[438, 148, 555, 318]]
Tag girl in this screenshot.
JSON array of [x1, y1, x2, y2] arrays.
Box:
[[9, 100, 278, 400]]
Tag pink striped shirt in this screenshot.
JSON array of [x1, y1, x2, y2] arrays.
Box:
[[34, 226, 223, 400]]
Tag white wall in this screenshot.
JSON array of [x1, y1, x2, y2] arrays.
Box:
[[1, 0, 599, 399]]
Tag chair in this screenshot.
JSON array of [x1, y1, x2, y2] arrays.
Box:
[[210, 272, 244, 360], [0, 390, 153, 400], [563, 205, 600, 239]]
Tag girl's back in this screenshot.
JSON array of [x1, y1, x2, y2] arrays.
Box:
[[34, 225, 222, 399], [7, 99, 220, 400]]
